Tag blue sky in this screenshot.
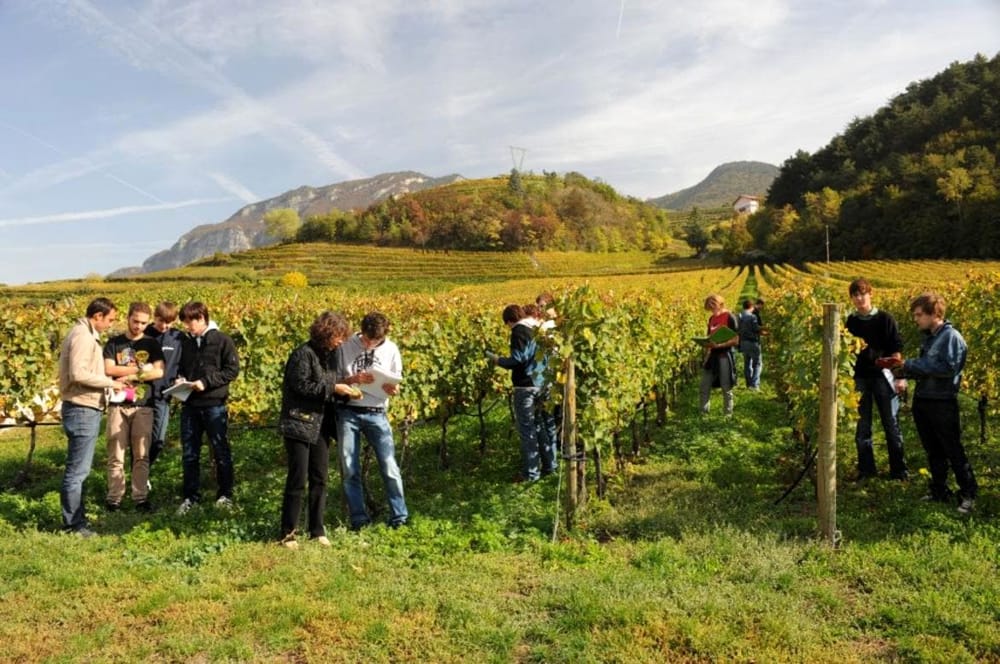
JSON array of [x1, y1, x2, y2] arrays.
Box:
[[1, 1, 997, 285]]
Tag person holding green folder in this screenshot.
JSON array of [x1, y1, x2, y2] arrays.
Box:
[[698, 294, 739, 416]]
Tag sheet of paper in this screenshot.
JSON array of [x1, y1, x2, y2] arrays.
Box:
[[163, 380, 196, 402], [358, 366, 401, 397]]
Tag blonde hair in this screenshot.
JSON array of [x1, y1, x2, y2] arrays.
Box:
[[704, 294, 724, 310]]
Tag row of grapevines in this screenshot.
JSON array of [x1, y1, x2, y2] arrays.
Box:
[[1, 273, 742, 469]]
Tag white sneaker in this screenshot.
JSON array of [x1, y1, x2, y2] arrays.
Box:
[[176, 498, 195, 515], [314, 535, 332, 547], [215, 496, 234, 510], [957, 498, 975, 514]]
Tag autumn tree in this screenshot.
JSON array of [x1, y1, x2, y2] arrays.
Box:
[[264, 208, 302, 242]]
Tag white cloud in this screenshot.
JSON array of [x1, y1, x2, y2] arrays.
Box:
[[50, 0, 366, 179]]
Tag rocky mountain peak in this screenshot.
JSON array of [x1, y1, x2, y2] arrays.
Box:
[[114, 171, 462, 276]]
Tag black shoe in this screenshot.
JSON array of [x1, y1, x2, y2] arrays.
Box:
[[889, 470, 910, 481], [389, 520, 408, 529], [105, 501, 121, 512], [853, 473, 876, 485], [135, 501, 154, 513]]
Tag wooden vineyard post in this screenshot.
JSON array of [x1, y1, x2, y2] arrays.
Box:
[[818, 303, 839, 545], [562, 357, 578, 530]]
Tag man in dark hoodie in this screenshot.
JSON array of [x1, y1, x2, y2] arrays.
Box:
[[175, 301, 240, 514], [487, 304, 557, 482]]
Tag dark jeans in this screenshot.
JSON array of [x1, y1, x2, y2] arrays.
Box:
[[148, 398, 171, 467], [854, 375, 907, 477], [180, 404, 234, 502], [280, 436, 330, 538], [912, 397, 977, 500]]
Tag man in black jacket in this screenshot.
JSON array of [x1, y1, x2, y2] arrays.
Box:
[[846, 278, 909, 482], [175, 301, 240, 514]]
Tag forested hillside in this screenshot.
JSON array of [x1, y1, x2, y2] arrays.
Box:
[[743, 52, 1000, 262], [290, 171, 673, 252]]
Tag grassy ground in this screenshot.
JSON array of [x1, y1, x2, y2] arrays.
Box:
[[0, 379, 997, 662]]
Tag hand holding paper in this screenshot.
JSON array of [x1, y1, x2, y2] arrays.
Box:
[[358, 366, 402, 397]]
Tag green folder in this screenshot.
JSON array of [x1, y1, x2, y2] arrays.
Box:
[[692, 325, 738, 347]]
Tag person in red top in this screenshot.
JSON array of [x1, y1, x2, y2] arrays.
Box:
[[699, 294, 739, 416]]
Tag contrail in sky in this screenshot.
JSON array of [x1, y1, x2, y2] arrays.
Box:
[[0, 198, 233, 228], [617, 0, 626, 39], [0, 120, 165, 203]]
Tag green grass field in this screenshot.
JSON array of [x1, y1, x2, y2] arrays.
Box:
[[1, 376, 997, 662]]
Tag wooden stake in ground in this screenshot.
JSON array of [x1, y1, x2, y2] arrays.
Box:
[[818, 303, 839, 545], [562, 357, 578, 530]]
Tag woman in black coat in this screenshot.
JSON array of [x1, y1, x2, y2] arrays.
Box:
[[279, 311, 358, 548]]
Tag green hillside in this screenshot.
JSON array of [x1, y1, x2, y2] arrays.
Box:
[[754, 52, 1000, 261]]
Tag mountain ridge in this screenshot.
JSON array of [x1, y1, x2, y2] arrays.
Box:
[[111, 171, 463, 276], [648, 161, 779, 211]]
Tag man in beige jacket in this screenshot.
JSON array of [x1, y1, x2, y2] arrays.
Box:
[[59, 298, 126, 537]]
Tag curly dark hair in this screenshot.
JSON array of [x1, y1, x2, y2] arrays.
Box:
[[310, 311, 351, 347]]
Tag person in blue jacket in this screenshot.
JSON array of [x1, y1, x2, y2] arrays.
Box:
[[880, 292, 977, 514], [488, 304, 557, 481], [144, 301, 183, 476]]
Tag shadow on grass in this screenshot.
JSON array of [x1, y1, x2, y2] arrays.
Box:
[[586, 381, 999, 546], [0, 412, 564, 546], [2, 388, 996, 551]]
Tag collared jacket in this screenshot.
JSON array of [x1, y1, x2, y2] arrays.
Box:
[[178, 324, 240, 407], [59, 318, 117, 409], [903, 320, 966, 400], [279, 341, 337, 443]]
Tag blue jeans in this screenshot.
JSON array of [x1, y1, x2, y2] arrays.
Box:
[[512, 387, 558, 480], [336, 407, 408, 528], [180, 404, 234, 502], [149, 398, 170, 467], [741, 343, 762, 388], [854, 375, 907, 477], [60, 402, 103, 531]]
